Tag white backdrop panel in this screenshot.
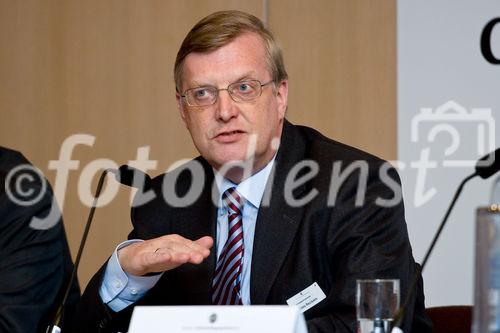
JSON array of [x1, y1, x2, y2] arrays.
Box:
[[398, 0, 500, 306]]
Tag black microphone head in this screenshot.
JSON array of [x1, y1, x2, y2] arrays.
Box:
[[115, 165, 152, 189], [476, 148, 500, 179]]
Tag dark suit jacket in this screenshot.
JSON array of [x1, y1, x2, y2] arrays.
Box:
[[73, 121, 432, 332], [0, 146, 80, 333]]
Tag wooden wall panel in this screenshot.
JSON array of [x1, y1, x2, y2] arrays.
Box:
[[0, 0, 395, 290], [0, 0, 264, 289], [269, 0, 397, 160]]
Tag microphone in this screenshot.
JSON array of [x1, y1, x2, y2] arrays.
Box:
[[475, 148, 500, 179], [391, 148, 499, 333], [112, 164, 152, 189], [48, 165, 151, 333]]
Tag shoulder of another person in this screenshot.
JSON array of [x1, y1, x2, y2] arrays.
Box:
[[0, 146, 32, 175]]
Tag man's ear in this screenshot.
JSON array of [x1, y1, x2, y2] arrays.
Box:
[[275, 80, 288, 119]]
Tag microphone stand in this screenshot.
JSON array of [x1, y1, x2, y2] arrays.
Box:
[[391, 172, 478, 333], [47, 169, 113, 333]]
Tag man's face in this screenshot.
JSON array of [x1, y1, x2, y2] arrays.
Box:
[[176, 32, 288, 180]]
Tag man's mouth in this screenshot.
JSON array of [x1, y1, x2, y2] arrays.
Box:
[[214, 130, 245, 142], [218, 130, 244, 136]]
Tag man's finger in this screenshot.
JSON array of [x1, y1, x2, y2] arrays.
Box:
[[195, 236, 214, 250]]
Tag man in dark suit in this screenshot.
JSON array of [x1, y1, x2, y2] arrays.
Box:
[[73, 10, 432, 332], [0, 146, 80, 332]]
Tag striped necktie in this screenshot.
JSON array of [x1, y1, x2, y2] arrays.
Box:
[[211, 187, 244, 305]]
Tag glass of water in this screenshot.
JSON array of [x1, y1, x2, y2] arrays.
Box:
[[356, 279, 400, 333]]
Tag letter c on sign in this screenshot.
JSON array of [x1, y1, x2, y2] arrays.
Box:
[[481, 18, 500, 64]]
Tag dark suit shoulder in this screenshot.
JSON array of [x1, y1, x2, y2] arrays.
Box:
[[282, 122, 402, 212], [0, 146, 34, 195], [0, 147, 52, 222], [293, 124, 386, 164], [0, 146, 32, 172]]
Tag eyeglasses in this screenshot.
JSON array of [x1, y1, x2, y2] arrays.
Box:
[[180, 79, 274, 107]]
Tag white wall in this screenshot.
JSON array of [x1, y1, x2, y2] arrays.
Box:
[[397, 1, 500, 306]]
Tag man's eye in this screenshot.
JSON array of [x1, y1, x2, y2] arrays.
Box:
[[238, 83, 254, 94], [194, 88, 211, 98], [192, 88, 212, 99]]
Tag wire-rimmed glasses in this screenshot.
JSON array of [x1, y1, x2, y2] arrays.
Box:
[[180, 79, 274, 107]]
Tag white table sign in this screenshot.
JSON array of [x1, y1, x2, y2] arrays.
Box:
[[128, 305, 308, 333]]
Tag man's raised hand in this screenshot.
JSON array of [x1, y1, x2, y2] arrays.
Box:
[[118, 234, 213, 276]]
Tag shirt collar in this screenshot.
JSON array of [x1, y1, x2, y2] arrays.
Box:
[[213, 156, 276, 209]]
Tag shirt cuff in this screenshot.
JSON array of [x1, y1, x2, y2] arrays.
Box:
[[99, 239, 164, 312]]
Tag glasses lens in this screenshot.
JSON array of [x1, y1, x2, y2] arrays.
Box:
[[229, 80, 261, 101], [186, 87, 217, 106]]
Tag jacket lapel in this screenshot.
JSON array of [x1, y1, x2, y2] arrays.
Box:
[[250, 121, 308, 304]]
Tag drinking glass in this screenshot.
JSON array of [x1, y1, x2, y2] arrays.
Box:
[[356, 279, 400, 333]]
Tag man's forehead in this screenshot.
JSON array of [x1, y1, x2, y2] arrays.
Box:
[[185, 70, 261, 87], [180, 33, 269, 87]]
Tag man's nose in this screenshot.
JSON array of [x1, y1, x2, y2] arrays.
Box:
[[215, 89, 239, 122]]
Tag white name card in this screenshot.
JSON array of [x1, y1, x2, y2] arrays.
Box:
[[286, 282, 327, 313], [128, 305, 308, 333]]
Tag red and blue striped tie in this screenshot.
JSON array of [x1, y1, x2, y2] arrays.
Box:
[[212, 187, 244, 305]]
